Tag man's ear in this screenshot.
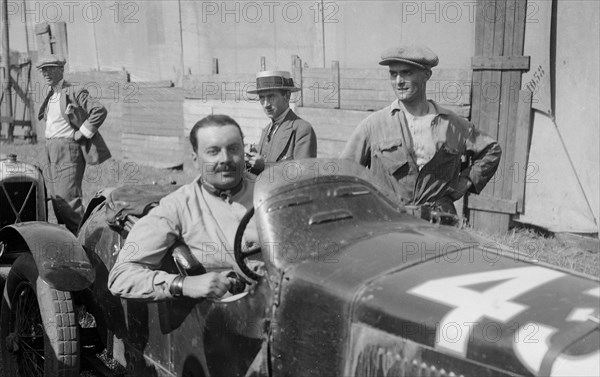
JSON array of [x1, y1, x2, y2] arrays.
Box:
[[191, 151, 200, 169], [424, 68, 433, 80]]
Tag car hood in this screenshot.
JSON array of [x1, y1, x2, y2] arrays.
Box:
[[255, 159, 598, 376], [350, 239, 600, 377], [269, 225, 598, 377]]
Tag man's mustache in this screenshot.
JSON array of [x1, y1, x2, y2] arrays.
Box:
[[212, 163, 238, 172]]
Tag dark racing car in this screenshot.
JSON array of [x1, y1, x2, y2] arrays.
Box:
[[0, 158, 598, 376]]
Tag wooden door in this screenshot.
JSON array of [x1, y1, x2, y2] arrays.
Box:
[[469, 0, 533, 233]]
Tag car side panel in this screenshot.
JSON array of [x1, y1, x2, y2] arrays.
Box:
[[77, 195, 268, 377]]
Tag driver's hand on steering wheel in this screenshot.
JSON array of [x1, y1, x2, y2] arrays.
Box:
[[182, 271, 232, 300]]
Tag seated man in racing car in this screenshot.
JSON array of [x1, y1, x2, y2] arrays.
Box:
[[108, 114, 257, 301]]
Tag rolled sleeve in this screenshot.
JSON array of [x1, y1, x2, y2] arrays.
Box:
[[78, 121, 95, 138], [464, 126, 502, 193], [340, 121, 371, 167], [108, 199, 182, 301], [76, 89, 107, 133]]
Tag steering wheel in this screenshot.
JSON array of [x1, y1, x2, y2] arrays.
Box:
[[234, 207, 262, 281]]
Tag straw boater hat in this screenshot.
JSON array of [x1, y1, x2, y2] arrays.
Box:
[[247, 70, 301, 94]]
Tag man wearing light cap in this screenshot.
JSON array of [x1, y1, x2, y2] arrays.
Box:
[[246, 71, 317, 174], [340, 45, 501, 218], [37, 54, 110, 234]]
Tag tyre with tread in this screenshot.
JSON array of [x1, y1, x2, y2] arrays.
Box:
[[0, 254, 80, 377]]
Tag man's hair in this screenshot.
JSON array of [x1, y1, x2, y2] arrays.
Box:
[[189, 114, 244, 152]]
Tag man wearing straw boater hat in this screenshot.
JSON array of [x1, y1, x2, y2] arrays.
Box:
[[341, 44, 501, 220], [246, 70, 317, 174]]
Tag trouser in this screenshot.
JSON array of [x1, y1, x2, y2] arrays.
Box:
[[45, 138, 85, 234]]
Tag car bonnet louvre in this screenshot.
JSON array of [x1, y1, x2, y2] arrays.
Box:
[[333, 186, 372, 197], [267, 195, 313, 212], [308, 209, 353, 225]]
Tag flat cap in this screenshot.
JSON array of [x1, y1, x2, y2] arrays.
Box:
[[36, 54, 66, 69], [379, 44, 439, 69]]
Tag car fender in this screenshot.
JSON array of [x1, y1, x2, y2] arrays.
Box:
[[0, 222, 95, 291]]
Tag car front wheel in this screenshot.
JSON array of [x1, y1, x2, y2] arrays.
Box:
[[0, 254, 80, 377]]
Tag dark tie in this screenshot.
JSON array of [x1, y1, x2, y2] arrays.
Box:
[[38, 88, 55, 121], [267, 121, 277, 142]]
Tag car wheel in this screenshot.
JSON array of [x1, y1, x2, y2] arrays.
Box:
[[0, 254, 80, 377]]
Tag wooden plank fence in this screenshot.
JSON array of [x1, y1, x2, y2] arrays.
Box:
[[183, 73, 265, 145], [183, 58, 474, 161], [64, 71, 128, 157], [121, 83, 185, 168], [184, 63, 472, 116], [61, 72, 185, 168], [295, 58, 472, 118]]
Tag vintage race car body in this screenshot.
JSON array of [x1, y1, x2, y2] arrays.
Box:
[[3, 158, 597, 376], [72, 159, 599, 377], [252, 160, 599, 377]]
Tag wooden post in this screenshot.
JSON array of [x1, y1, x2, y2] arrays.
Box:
[[2, 0, 14, 142], [212, 58, 219, 74], [25, 59, 36, 143], [53, 22, 68, 63], [291, 55, 303, 107], [34, 23, 50, 56], [260, 56, 266, 71], [331, 60, 340, 109], [513, 90, 532, 212]]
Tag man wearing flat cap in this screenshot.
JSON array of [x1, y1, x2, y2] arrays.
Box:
[[341, 44, 501, 218], [37, 54, 110, 234], [246, 71, 317, 174]]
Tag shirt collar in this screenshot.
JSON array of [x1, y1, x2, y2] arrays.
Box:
[[389, 99, 450, 116], [199, 177, 245, 202], [389, 99, 402, 114], [52, 79, 65, 93]]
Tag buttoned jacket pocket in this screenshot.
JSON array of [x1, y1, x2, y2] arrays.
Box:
[[374, 138, 408, 175]]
